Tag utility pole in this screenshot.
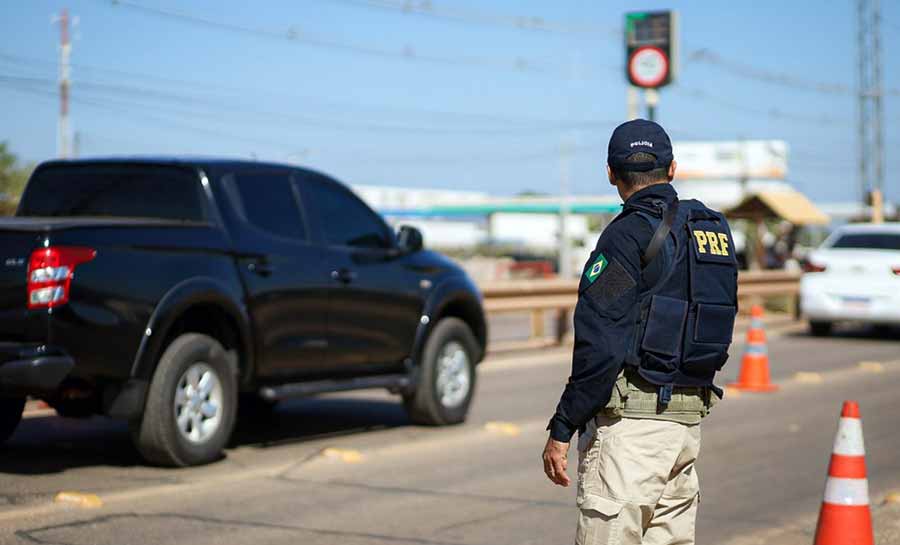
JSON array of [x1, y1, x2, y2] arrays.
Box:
[[857, 0, 884, 219], [644, 88, 659, 122], [627, 86, 639, 120], [557, 51, 582, 280], [55, 8, 72, 159], [558, 137, 572, 278]]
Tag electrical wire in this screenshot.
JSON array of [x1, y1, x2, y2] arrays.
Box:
[[0, 72, 621, 135], [672, 84, 853, 127], [316, 0, 618, 37], [0, 50, 586, 128], [102, 0, 557, 74], [687, 48, 900, 98], [2, 80, 615, 165]]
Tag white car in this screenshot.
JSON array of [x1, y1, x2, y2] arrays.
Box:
[[800, 222, 900, 336]]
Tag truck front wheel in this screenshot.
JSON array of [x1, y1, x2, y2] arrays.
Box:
[[0, 396, 25, 445], [403, 318, 478, 426], [131, 334, 237, 467]]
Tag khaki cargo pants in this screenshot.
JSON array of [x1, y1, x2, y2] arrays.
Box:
[[575, 415, 701, 545]]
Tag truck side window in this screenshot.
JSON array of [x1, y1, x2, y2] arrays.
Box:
[[304, 179, 391, 249], [222, 172, 308, 242]]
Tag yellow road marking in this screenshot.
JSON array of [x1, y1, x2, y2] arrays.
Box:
[[53, 491, 103, 509], [320, 447, 364, 464], [883, 491, 900, 505], [858, 361, 885, 373], [724, 386, 742, 397], [793, 372, 824, 384], [484, 421, 520, 437]]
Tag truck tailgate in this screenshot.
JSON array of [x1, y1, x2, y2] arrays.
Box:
[[0, 230, 40, 340]]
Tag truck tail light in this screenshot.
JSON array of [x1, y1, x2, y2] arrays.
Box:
[[27, 246, 96, 309], [893, 266, 900, 276], [803, 261, 827, 273]]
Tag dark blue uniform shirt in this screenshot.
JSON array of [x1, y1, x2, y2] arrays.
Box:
[[548, 183, 678, 442]]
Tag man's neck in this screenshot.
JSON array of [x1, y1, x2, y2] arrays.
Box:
[[620, 180, 669, 202]]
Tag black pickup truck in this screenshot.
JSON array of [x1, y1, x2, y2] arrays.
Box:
[[0, 158, 487, 466]]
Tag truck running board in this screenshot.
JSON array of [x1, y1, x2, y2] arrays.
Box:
[[259, 374, 413, 402]]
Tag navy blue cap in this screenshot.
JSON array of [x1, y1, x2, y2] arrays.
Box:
[[607, 119, 673, 172]]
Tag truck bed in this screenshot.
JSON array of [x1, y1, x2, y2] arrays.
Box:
[[0, 217, 210, 232]]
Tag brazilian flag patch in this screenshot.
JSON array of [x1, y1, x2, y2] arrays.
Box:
[[584, 253, 608, 284]]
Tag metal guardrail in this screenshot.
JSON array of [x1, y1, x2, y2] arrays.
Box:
[[480, 270, 801, 345]]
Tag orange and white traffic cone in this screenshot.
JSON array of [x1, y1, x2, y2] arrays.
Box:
[[813, 400, 873, 545], [728, 305, 778, 392]]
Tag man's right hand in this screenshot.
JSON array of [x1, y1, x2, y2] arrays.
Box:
[[542, 436, 571, 487]]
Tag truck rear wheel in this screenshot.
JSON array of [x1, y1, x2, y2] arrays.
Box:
[[131, 334, 237, 467], [0, 396, 26, 445], [403, 317, 478, 426]]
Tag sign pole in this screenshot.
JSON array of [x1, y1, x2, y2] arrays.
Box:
[[627, 86, 639, 120], [645, 88, 659, 122]]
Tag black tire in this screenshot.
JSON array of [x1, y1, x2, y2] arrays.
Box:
[[0, 396, 25, 445], [810, 321, 833, 337], [403, 317, 478, 426], [130, 334, 238, 467]]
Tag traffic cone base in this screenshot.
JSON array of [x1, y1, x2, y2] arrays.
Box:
[[813, 401, 873, 545], [728, 354, 779, 392], [814, 504, 873, 545], [729, 305, 778, 392]]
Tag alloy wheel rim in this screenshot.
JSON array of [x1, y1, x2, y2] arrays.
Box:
[[174, 362, 224, 444], [435, 341, 471, 408]]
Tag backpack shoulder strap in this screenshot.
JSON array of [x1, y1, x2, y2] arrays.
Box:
[[641, 199, 679, 268]]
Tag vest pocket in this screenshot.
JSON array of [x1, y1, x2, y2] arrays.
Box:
[[682, 303, 736, 374], [694, 303, 736, 344], [640, 295, 688, 372]]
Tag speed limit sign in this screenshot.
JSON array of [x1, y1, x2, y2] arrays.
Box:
[[625, 11, 677, 88], [628, 46, 669, 88]]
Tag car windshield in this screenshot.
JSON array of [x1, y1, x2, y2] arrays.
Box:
[[830, 232, 900, 251]]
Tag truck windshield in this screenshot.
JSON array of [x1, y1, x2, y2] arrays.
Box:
[[18, 164, 206, 221], [831, 233, 900, 251]]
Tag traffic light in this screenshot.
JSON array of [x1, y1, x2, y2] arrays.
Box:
[[625, 11, 678, 89]]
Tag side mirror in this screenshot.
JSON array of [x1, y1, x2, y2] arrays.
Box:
[[396, 225, 424, 254]]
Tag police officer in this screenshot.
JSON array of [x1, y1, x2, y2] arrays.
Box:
[[541, 119, 738, 545]]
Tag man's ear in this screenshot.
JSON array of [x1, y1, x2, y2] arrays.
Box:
[[607, 165, 616, 186], [667, 160, 677, 181]]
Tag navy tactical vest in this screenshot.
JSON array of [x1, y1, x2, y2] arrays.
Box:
[[624, 198, 738, 400]]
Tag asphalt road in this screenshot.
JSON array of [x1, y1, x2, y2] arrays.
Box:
[[2, 325, 899, 544]]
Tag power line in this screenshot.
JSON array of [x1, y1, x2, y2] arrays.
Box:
[[344, 143, 606, 165], [0, 71, 620, 136], [0, 50, 594, 127], [1, 80, 612, 165], [0, 81, 301, 152], [317, 0, 618, 37], [672, 84, 853, 127], [687, 48, 852, 95], [102, 0, 557, 74], [687, 48, 900, 98], [6, 80, 873, 173]]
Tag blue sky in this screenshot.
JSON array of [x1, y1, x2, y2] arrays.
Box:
[[1, 0, 896, 203]]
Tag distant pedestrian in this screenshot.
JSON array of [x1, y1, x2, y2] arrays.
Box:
[[542, 120, 739, 544]]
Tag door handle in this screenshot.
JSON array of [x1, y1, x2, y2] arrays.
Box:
[[331, 268, 357, 284], [248, 262, 275, 276]]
